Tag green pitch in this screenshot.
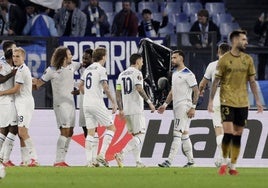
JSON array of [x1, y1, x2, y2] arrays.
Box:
[[1, 167, 268, 188]]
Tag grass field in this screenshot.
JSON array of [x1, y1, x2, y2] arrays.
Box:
[[1, 167, 268, 188]]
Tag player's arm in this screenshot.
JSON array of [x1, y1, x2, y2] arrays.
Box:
[[157, 89, 172, 114], [192, 85, 200, 107], [0, 69, 17, 84], [0, 83, 21, 96], [136, 84, 155, 112], [78, 80, 84, 95], [115, 84, 123, 111], [187, 85, 199, 118], [199, 78, 209, 97], [32, 78, 45, 90], [115, 83, 125, 118], [248, 75, 263, 113], [102, 80, 117, 114]]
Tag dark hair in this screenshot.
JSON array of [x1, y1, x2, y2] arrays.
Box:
[[172, 50, 185, 61], [229, 29, 247, 42], [142, 9, 152, 15], [92, 47, 106, 62], [130, 53, 142, 65], [84, 48, 93, 56], [4, 49, 13, 60], [218, 43, 230, 55], [64, 0, 80, 7], [2, 40, 16, 52], [197, 9, 209, 18]]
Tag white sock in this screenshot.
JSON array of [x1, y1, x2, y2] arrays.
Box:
[[55, 135, 67, 163], [0, 133, 6, 151], [182, 134, 194, 163], [2, 133, 16, 162], [92, 133, 99, 163], [21, 147, 29, 164], [122, 137, 139, 155], [24, 138, 38, 161], [99, 130, 114, 157], [168, 136, 181, 163], [85, 135, 94, 163], [216, 134, 224, 159], [63, 137, 71, 160]]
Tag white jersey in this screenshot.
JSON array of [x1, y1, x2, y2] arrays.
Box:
[[82, 62, 107, 106], [203, 60, 221, 127], [41, 62, 80, 106], [15, 63, 34, 104], [172, 67, 197, 109], [204, 60, 220, 106], [0, 60, 15, 104], [116, 66, 144, 115], [204, 60, 217, 83]]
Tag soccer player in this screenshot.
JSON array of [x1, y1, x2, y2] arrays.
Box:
[[0, 41, 18, 167], [33, 46, 80, 167], [157, 50, 199, 168], [208, 30, 263, 175], [114, 53, 155, 168], [71, 48, 99, 167], [0, 47, 38, 167], [199, 43, 230, 167], [79, 47, 117, 167]]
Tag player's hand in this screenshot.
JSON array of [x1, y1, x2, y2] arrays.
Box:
[[149, 103, 156, 113], [157, 105, 166, 114], [118, 110, 125, 120], [207, 100, 214, 113], [11, 68, 17, 76], [256, 100, 264, 113], [71, 90, 80, 95], [111, 103, 118, 114], [187, 108, 195, 118]]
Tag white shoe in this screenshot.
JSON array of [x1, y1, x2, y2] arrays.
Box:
[[215, 158, 223, 168], [136, 161, 145, 168], [96, 155, 109, 167], [114, 153, 124, 168]]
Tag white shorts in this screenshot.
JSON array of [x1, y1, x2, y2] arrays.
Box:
[[212, 89, 222, 128], [54, 102, 75, 128], [173, 101, 191, 133], [0, 103, 17, 127], [125, 114, 146, 134], [84, 105, 114, 129], [15, 99, 34, 128]]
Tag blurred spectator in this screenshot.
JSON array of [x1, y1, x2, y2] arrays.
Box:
[[23, 5, 58, 37], [254, 12, 268, 80], [189, 9, 221, 48], [138, 8, 168, 37], [24, 1, 38, 21], [82, 0, 110, 37], [111, 0, 138, 37], [54, 0, 87, 37], [0, 0, 26, 35], [189, 9, 221, 83]]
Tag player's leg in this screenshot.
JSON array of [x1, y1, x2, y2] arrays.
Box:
[[92, 130, 99, 167], [228, 107, 248, 175], [95, 106, 115, 167], [218, 105, 234, 175], [114, 115, 146, 167], [1, 104, 18, 166], [159, 118, 182, 168], [1, 125, 17, 166]]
